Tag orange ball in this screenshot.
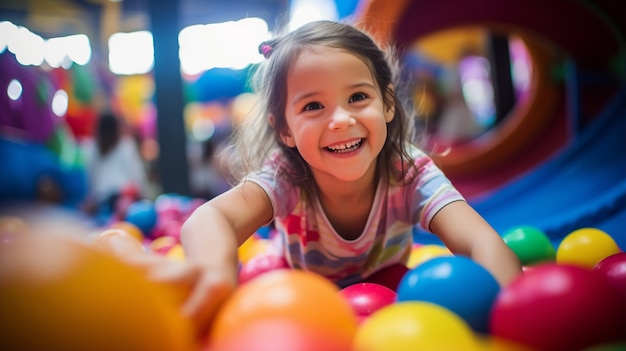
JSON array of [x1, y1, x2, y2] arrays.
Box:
[[109, 221, 145, 242], [208, 270, 358, 350], [92, 228, 145, 258], [0, 234, 196, 351], [209, 318, 349, 351]]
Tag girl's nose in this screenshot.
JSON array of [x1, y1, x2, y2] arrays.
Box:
[[328, 107, 355, 130]]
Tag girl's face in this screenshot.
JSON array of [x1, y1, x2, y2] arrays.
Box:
[[281, 46, 394, 185]]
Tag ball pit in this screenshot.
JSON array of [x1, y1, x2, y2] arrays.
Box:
[[4, 205, 624, 351]]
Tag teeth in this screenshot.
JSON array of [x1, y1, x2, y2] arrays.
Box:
[[326, 139, 362, 153]]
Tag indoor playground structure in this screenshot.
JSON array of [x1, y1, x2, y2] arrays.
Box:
[[367, 0, 626, 250], [1, 0, 625, 350]]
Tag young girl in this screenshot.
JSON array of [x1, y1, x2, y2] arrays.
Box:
[[179, 20, 521, 332]]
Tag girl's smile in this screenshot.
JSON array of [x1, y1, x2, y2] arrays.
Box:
[[324, 138, 364, 154]]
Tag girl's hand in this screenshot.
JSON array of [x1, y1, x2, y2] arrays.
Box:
[[176, 263, 238, 338]]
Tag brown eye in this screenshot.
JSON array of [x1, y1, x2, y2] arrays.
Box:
[[349, 92, 368, 103], [303, 102, 324, 111]]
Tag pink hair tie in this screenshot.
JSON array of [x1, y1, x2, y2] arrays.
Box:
[[259, 43, 273, 58]]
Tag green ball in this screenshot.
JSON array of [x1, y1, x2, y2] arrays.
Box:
[[580, 342, 626, 351], [502, 226, 556, 266]]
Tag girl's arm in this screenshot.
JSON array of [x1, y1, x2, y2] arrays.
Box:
[[179, 180, 273, 335], [429, 200, 522, 287]]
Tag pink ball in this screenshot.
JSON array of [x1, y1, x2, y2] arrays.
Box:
[[490, 263, 626, 351], [593, 252, 626, 296], [238, 254, 290, 284], [339, 282, 397, 320]]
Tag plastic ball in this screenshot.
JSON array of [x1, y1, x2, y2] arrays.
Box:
[[339, 283, 397, 322], [151, 216, 182, 240], [92, 228, 145, 257], [397, 255, 500, 333], [238, 236, 272, 264], [352, 301, 480, 351], [593, 252, 626, 296], [166, 243, 186, 261], [579, 342, 626, 351], [208, 318, 348, 351], [209, 270, 357, 350], [124, 200, 158, 237], [0, 234, 196, 351], [109, 221, 145, 242], [476, 336, 535, 351], [502, 225, 556, 266], [407, 244, 452, 268], [556, 228, 621, 268], [149, 235, 178, 255], [490, 263, 626, 351], [361, 263, 409, 291], [238, 254, 289, 284]]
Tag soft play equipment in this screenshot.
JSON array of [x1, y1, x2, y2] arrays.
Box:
[[0, 51, 88, 207], [358, 0, 625, 248]]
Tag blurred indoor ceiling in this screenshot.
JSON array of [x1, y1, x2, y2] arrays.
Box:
[[0, 0, 288, 49]]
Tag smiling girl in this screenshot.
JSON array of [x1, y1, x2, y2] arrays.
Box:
[[179, 20, 521, 332]]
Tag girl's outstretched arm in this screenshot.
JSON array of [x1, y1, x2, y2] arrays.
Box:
[[429, 201, 522, 287], [179, 181, 273, 336]]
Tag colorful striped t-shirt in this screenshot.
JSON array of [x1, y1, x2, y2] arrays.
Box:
[[245, 148, 464, 288]]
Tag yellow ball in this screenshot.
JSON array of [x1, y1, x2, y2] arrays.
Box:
[[556, 228, 621, 268], [407, 244, 452, 268], [166, 243, 186, 261], [0, 235, 196, 351], [238, 236, 271, 264], [353, 301, 479, 351]]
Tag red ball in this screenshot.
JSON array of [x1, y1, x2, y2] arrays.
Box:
[[490, 263, 626, 351], [361, 263, 409, 291], [238, 254, 290, 284], [593, 252, 626, 296], [339, 283, 396, 321]]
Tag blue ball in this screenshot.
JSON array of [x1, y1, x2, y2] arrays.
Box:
[[396, 255, 500, 333], [124, 200, 158, 237]]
